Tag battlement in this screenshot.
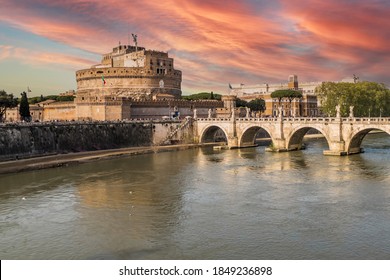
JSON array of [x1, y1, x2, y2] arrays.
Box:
[[76, 67, 181, 80]]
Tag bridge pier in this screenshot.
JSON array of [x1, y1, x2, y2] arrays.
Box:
[[227, 136, 239, 149], [265, 138, 288, 152], [323, 150, 348, 156]]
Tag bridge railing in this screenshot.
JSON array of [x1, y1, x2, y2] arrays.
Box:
[[195, 117, 390, 124]]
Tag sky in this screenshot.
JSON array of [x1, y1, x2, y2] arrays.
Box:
[[0, 0, 389, 97]]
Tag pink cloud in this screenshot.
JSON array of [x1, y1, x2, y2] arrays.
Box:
[[0, 45, 96, 69], [0, 0, 389, 93]]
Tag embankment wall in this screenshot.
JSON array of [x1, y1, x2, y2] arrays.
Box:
[[0, 120, 193, 161]]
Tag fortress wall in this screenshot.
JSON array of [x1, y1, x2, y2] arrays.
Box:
[[42, 102, 76, 121], [76, 67, 182, 94]]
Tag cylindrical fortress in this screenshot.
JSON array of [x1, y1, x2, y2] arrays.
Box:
[[75, 45, 182, 99]]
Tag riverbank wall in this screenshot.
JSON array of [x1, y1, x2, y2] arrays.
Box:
[[0, 120, 194, 161]]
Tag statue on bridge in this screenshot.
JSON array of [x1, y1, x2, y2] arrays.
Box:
[[193, 109, 197, 119], [336, 105, 341, 118], [246, 107, 250, 118], [349, 106, 354, 118], [208, 108, 212, 118], [278, 106, 283, 118]]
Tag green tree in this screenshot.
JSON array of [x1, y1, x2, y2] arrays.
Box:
[[19, 91, 31, 121], [271, 89, 302, 116], [247, 98, 266, 113], [235, 98, 248, 107], [57, 95, 75, 102], [271, 89, 302, 104], [0, 90, 18, 122], [316, 81, 390, 117], [182, 92, 222, 100]]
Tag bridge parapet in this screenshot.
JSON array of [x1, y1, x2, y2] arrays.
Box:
[[342, 117, 390, 124]]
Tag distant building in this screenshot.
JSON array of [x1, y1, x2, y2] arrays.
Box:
[[229, 75, 356, 117]]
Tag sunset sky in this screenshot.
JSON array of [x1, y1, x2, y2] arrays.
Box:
[[0, 0, 389, 96]]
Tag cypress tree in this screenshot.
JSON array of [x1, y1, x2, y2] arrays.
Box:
[[19, 91, 31, 121]]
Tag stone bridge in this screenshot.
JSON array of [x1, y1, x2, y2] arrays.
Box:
[[194, 116, 390, 155]]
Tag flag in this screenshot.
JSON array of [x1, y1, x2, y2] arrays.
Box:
[[228, 83, 232, 89], [27, 87, 31, 92], [102, 76, 106, 85]]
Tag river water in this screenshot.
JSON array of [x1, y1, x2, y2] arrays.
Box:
[[1, 133, 390, 260]]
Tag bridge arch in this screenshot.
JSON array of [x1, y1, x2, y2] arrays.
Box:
[[199, 124, 229, 144], [347, 127, 390, 154], [239, 125, 274, 147], [286, 125, 331, 151]]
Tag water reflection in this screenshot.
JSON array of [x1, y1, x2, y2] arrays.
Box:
[[0, 133, 390, 259]]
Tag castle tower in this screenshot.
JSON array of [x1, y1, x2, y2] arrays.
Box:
[[75, 44, 182, 100]]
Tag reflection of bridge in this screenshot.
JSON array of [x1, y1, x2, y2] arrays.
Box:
[[194, 116, 390, 155]]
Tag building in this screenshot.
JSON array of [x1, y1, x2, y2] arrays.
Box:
[[230, 75, 358, 117], [73, 43, 224, 121], [5, 43, 223, 122], [75, 44, 182, 100], [229, 75, 319, 117]]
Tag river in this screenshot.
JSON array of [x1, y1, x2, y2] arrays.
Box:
[[1, 133, 390, 259]]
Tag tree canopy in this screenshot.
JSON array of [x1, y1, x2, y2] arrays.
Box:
[[182, 92, 222, 100], [0, 90, 18, 122], [29, 94, 75, 104], [247, 98, 266, 112], [271, 89, 302, 103], [235, 98, 248, 107], [316, 81, 390, 117]]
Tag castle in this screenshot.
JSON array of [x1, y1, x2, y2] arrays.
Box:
[[6, 43, 223, 122]]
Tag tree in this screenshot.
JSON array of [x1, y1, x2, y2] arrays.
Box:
[[271, 89, 302, 116], [182, 92, 222, 100], [19, 91, 31, 121], [0, 90, 18, 122], [235, 98, 248, 107], [271, 89, 302, 104], [247, 98, 266, 113], [316, 81, 390, 117]]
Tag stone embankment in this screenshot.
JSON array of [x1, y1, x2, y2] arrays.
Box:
[[0, 119, 193, 162]]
